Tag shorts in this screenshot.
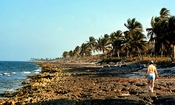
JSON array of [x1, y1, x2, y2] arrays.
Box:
[[147, 73, 155, 80]]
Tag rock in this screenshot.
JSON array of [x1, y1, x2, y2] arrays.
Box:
[[136, 83, 147, 86], [1, 62, 175, 105]]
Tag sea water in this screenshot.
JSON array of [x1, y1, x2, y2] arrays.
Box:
[[0, 61, 41, 95]]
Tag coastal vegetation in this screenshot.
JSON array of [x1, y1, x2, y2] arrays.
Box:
[[62, 8, 175, 63]]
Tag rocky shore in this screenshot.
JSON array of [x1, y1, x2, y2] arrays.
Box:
[[1, 62, 175, 105]]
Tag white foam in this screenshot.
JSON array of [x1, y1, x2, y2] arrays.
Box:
[[2, 73, 11, 76], [23, 71, 31, 74], [34, 68, 41, 72], [34, 71, 40, 74], [11, 72, 16, 75], [6, 88, 15, 92]]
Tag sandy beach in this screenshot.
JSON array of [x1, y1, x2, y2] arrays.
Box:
[[1, 62, 175, 105]]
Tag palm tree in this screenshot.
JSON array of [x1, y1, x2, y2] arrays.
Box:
[[168, 16, 175, 60], [95, 38, 103, 54], [87, 36, 97, 54], [95, 35, 111, 58], [101, 35, 111, 53], [146, 8, 175, 59], [62, 51, 69, 58], [123, 18, 146, 59], [130, 32, 147, 60], [110, 30, 123, 58], [160, 7, 170, 20], [122, 34, 132, 58], [79, 43, 91, 57], [124, 18, 143, 38], [69, 50, 73, 58], [146, 16, 164, 56], [73, 46, 80, 58]]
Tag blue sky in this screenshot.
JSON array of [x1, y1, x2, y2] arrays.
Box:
[[0, 0, 175, 61]]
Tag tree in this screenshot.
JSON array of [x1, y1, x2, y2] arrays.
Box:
[[110, 30, 123, 58], [160, 7, 170, 20], [146, 8, 175, 60], [87, 36, 97, 54], [73, 46, 80, 58], [123, 18, 146, 59], [122, 31, 133, 58], [96, 34, 111, 54], [69, 50, 73, 58], [129, 31, 147, 60], [124, 18, 143, 39], [168, 16, 175, 60], [79, 43, 91, 57], [62, 51, 69, 58]]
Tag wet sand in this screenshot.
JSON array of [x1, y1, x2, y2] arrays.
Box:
[[1, 62, 175, 105]]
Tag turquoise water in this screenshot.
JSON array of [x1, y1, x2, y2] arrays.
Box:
[[0, 61, 41, 94]]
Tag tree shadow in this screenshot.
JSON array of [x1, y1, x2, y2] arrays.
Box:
[[28, 96, 175, 105], [64, 67, 130, 78], [29, 98, 146, 105]]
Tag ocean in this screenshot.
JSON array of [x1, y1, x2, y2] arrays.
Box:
[[0, 61, 41, 95]]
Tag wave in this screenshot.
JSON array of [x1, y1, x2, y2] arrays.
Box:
[[0, 68, 41, 77], [0, 72, 15, 76], [22, 68, 41, 75], [34, 68, 42, 74], [0, 61, 40, 95], [34, 71, 40, 74], [22, 71, 31, 74], [0, 87, 17, 94], [34, 68, 42, 72]]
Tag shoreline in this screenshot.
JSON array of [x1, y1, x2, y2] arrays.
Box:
[[1, 62, 175, 104], [0, 61, 41, 100]]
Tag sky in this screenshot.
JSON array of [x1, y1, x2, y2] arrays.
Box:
[[0, 0, 175, 61]]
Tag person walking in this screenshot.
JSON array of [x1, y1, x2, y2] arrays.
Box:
[[145, 60, 159, 93]]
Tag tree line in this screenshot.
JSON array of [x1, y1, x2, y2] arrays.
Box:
[[62, 8, 175, 61]]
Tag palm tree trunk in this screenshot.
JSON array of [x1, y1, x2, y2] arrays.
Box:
[[127, 51, 129, 58], [117, 50, 120, 58], [172, 45, 175, 62], [161, 44, 163, 57], [137, 49, 142, 61], [161, 51, 163, 57], [174, 45, 175, 60]]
